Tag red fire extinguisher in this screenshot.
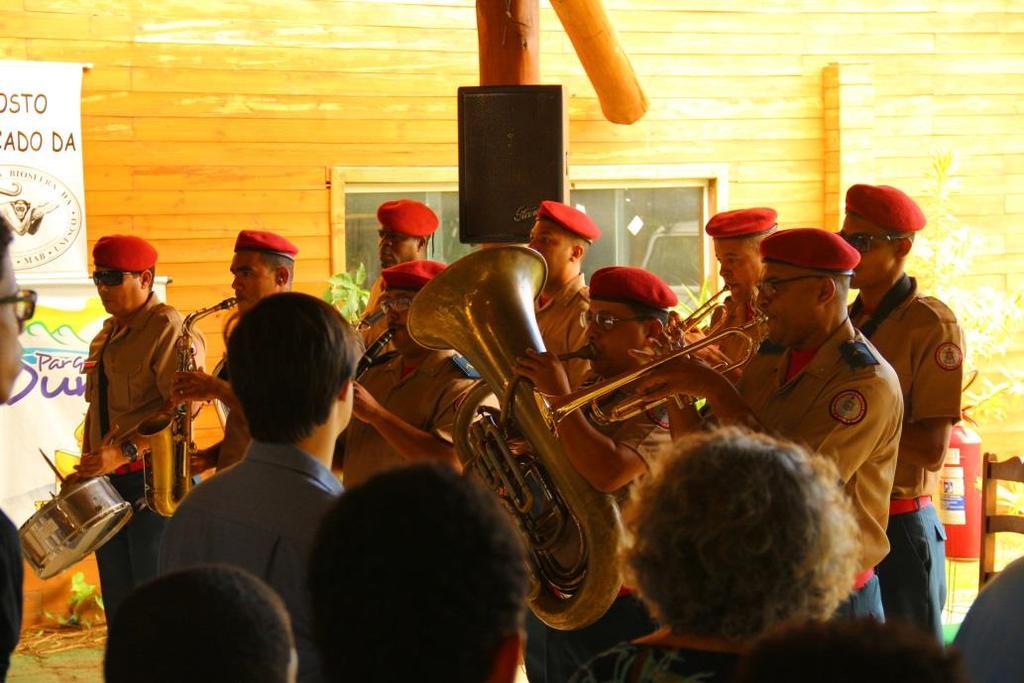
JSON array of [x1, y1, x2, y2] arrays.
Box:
[[940, 423, 982, 559]]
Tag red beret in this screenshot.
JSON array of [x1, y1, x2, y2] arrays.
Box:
[[234, 230, 299, 259], [381, 259, 446, 291], [536, 201, 601, 242], [590, 266, 678, 309], [705, 207, 778, 239], [377, 200, 439, 237], [760, 228, 860, 274], [93, 235, 157, 271], [845, 184, 926, 233]]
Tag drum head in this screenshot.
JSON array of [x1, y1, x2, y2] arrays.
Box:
[[19, 479, 134, 579]]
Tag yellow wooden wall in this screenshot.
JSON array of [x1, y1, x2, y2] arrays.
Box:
[[2, 0, 1022, 452]]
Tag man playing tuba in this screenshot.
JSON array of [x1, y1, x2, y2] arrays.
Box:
[[514, 265, 675, 683]]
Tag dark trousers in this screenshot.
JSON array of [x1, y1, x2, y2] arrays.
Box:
[[834, 574, 885, 621], [95, 471, 167, 623], [525, 593, 657, 683], [877, 503, 947, 640]]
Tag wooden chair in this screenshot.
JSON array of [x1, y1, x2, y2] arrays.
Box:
[[979, 452, 1024, 588]]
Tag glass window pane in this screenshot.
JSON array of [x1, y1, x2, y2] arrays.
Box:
[[344, 191, 467, 283], [345, 184, 705, 300], [570, 187, 704, 298]]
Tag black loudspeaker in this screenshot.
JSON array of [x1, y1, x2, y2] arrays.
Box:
[[458, 85, 567, 244]]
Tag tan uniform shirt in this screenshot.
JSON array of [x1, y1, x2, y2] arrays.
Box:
[[536, 273, 591, 389], [83, 294, 204, 452], [738, 320, 903, 571], [358, 275, 389, 350], [342, 350, 479, 488], [855, 287, 964, 499], [582, 374, 673, 497]]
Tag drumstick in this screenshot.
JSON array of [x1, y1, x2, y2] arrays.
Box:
[[37, 448, 65, 483]]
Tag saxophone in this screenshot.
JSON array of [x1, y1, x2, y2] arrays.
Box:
[[137, 297, 237, 516]]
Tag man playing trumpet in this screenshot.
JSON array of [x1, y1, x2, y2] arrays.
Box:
[[514, 265, 674, 683], [701, 207, 776, 371], [635, 228, 903, 620]]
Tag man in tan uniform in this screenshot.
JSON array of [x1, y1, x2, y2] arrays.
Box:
[[340, 259, 479, 488], [173, 230, 298, 472], [843, 183, 964, 639], [638, 228, 903, 620], [515, 265, 675, 683], [527, 200, 600, 388], [357, 199, 438, 348], [74, 235, 204, 621], [702, 207, 775, 370]]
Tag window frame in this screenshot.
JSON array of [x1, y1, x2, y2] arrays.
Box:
[[328, 163, 729, 288]]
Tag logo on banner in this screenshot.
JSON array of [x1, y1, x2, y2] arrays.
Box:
[[1, 165, 83, 270]]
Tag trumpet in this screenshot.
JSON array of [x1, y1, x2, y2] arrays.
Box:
[[677, 285, 729, 335], [545, 314, 766, 428], [558, 343, 597, 362]]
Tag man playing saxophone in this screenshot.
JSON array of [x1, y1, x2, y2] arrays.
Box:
[[514, 265, 675, 683], [172, 230, 297, 472], [74, 235, 205, 621]]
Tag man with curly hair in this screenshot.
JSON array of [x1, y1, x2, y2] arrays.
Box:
[[570, 428, 860, 682]]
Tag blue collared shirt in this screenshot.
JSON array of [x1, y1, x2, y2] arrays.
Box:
[[160, 440, 343, 683]]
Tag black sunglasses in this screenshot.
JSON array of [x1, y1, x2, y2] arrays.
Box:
[[91, 270, 140, 287], [0, 289, 37, 328], [839, 231, 904, 254]]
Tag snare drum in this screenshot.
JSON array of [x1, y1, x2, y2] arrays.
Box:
[[19, 476, 133, 579]]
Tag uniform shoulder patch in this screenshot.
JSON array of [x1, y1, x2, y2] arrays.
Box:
[[450, 354, 482, 379], [757, 339, 784, 355], [830, 390, 867, 425], [840, 340, 880, 369], [935, 342, 963, 371], [645, 405, 670, 429]]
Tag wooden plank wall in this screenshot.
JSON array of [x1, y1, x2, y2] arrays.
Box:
[[2, 0, 1022, 454]]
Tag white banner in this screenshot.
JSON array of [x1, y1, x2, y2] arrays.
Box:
[[0, 60, 88, 276]]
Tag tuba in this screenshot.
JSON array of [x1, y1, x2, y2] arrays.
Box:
[[408, 247, 622, 630], [137, 297, 236, 516]]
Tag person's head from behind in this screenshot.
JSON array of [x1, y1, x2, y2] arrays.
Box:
[[733, 618, 968, 683], [105, 565, 296, 683], [624, 427, 860, 644], [0, 225, 31, 402], [309, 464, 529, 683], [228, 292, 359, 443]]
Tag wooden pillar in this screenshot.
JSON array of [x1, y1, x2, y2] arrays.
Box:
[[477, 0, 540, 85], [823, 62, 876, 230], [549, 0, 648, 125]]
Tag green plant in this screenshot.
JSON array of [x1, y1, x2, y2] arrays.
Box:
[[907, 151, 1024, 424], [325, 263, 372, 324], [44, 572, 104, 627]]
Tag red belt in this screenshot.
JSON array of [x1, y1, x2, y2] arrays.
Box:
[[889, 495, 931, 516], [852, 568, 875, 591], [112, 460, 145, 476]]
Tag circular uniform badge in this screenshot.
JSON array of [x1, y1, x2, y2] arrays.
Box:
[[830, 390, 867, 425], [935, 342, 963, 371]]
